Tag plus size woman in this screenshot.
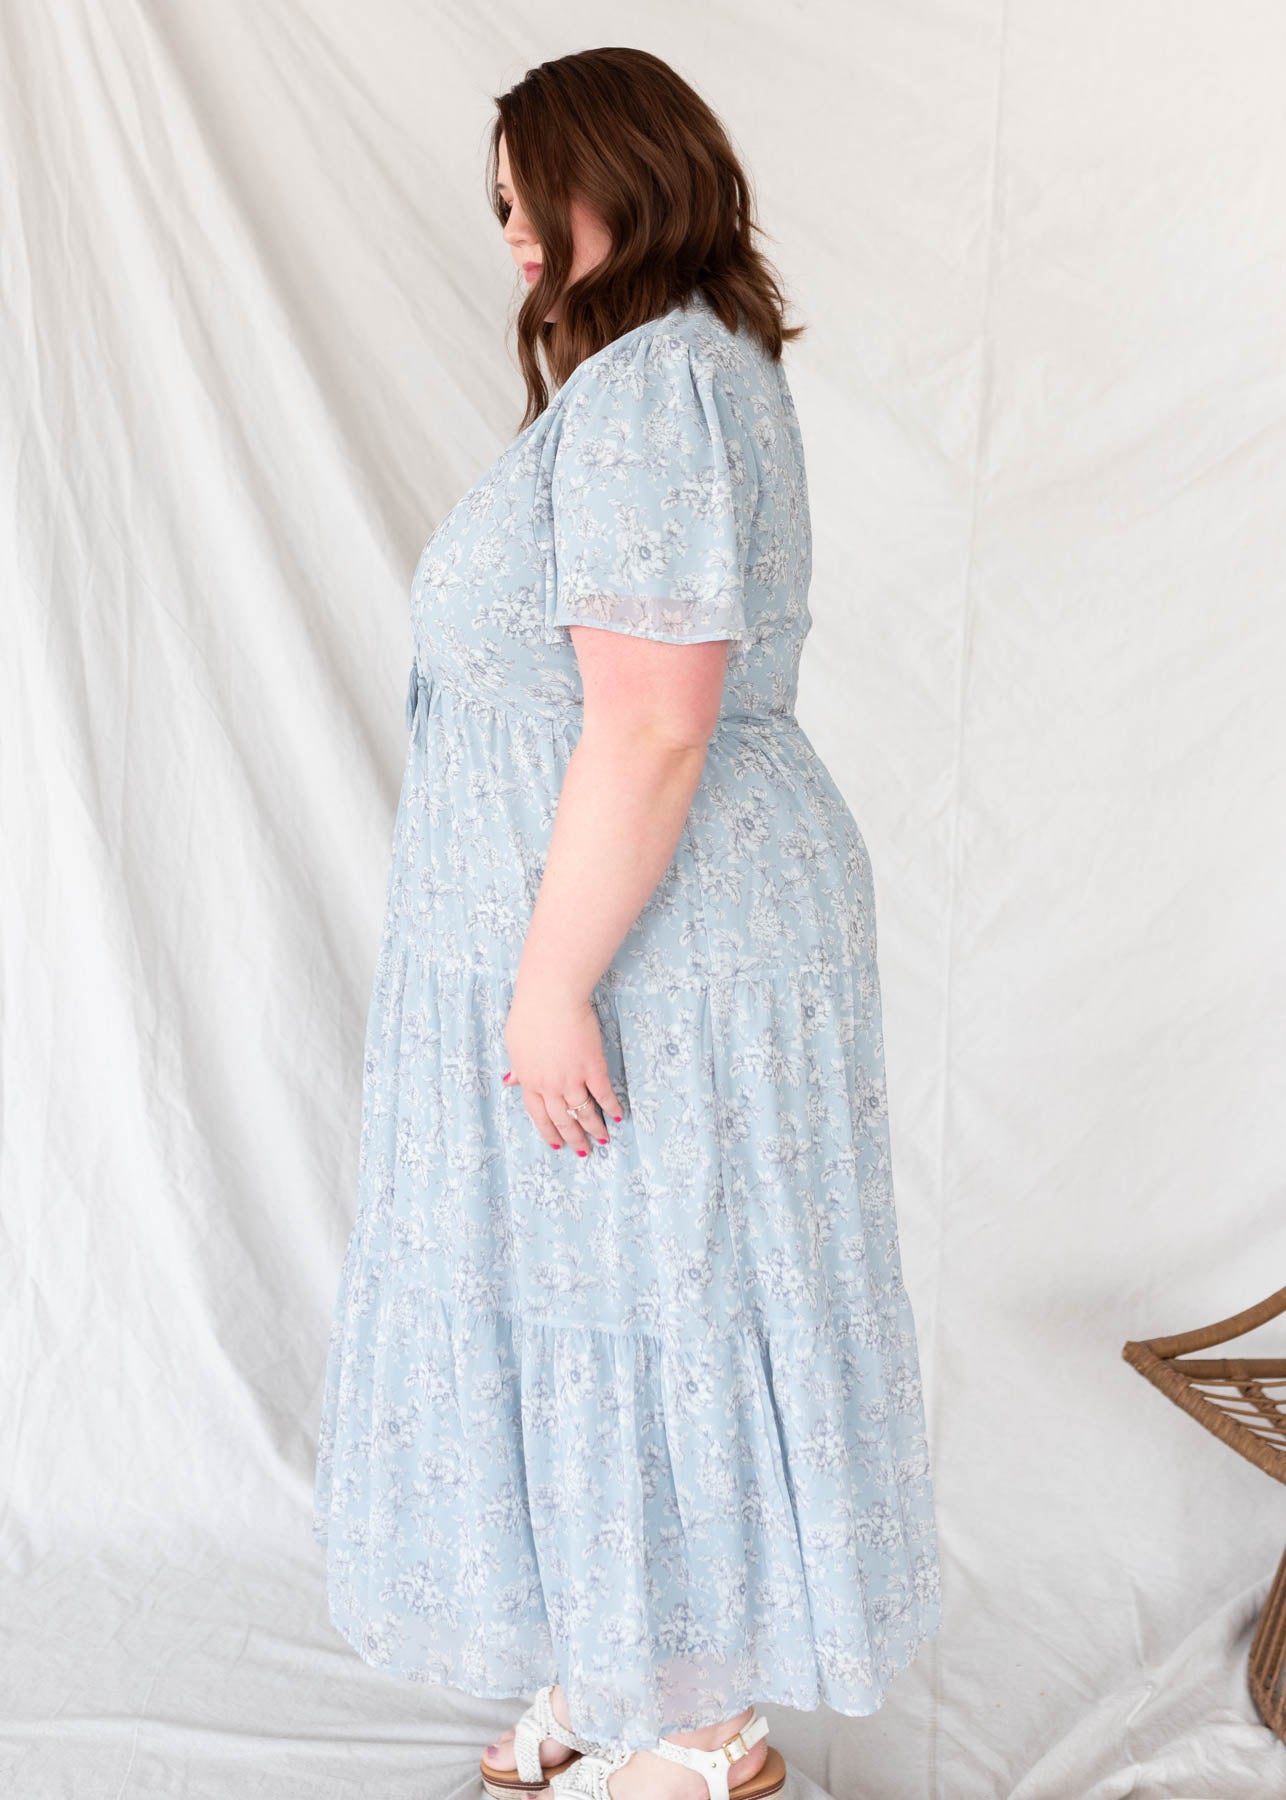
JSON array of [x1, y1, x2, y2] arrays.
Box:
[[313, 46, 941, 1800]]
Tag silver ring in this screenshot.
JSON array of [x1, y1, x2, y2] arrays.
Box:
[[565, 1099, 594, 1119]]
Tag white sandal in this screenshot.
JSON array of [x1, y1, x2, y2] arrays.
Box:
[[545, 1709, 787, 1800], [479, 1682, 613, 1797]]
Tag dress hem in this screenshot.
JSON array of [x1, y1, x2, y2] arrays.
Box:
[[311, 1525, 942, 1751]]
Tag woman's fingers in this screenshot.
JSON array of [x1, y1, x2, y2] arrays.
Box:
[[500, 1058, 619, 1144], [517, 1083, 622, 1154], [562, 1090, 607, 1148], [550, 1094, 595, 1156], [589, 1074, 625, 1126], [501, 1012, 625, 1150], [525, 1091, 566, 1151]]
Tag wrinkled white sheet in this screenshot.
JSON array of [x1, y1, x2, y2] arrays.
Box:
[[4, 2, 1286, 1797], [1010, 1576, 1283, 1800]]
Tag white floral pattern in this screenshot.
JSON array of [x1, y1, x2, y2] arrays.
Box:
[[313, 290, 942, 1752]]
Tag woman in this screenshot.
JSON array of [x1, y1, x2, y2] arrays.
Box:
[[313, 46, 942, 1800]]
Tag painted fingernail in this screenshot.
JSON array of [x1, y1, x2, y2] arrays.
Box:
[[613, 1114, 622, 1122], [576, 1148, 587, 1156], [550, 1141, 561, 1149], [597, 1137, 608, 1145]]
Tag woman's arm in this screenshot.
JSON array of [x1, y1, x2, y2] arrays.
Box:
[[503, 625, 730, 1154]]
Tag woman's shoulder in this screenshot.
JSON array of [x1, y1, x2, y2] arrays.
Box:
[[562, 290, 775, 408], [650, 290, 762, 362]]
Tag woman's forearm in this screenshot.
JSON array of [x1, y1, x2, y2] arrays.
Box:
[[513, 718, 709, 1006]]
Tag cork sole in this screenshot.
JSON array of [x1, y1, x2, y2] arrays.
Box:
[[731, 1745, 788, 1798], [480, 1747, 581, 1795]]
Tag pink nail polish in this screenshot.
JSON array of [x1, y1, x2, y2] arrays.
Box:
[[612, 1114, 622, 1122], [576, 1148, 587, 1157], [597, 1137, 608, 1145], [550, 1142, 561, 1149]]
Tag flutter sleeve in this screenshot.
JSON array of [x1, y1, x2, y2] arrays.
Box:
[[547, 333, 754, 644]]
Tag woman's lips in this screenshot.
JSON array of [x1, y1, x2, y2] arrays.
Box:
[[521, 262, 541, 282]]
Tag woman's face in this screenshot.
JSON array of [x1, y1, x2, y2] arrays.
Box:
[[496, 132, 612, 324]]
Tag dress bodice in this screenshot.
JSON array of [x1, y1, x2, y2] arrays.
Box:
[[407, 290, 814, 733]]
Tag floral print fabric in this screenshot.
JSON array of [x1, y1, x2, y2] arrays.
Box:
[[549, 327, 750, 643], [312, 290, 942, 1753]]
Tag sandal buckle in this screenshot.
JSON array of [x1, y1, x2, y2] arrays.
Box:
[[721, 1730, 749, 1764]]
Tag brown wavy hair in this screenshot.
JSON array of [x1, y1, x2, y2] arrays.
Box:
[[488, 47, 805, 430]]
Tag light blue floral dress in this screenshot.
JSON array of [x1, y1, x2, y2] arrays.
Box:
[[313, 289, 942, 1752]]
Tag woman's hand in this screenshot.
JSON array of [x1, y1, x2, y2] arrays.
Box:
[[502, 979, 624, 1154]]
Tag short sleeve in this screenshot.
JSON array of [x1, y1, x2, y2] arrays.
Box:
[[547, 334, 754, 645]]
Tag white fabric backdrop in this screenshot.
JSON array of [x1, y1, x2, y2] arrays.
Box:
[[4, 3, 1286, 1796]]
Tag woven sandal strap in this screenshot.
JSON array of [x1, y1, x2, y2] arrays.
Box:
[[513, 1684, 607, 1781], [548, 1744, 631, 1798], [512, 1686, 554, 1784], [544, 1685, 611, 1755]]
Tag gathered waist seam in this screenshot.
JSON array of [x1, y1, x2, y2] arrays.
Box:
[[405, 653, 797, 738]]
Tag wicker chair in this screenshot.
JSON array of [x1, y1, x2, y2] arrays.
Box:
[[1123, 1282, 1286, 1743]]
